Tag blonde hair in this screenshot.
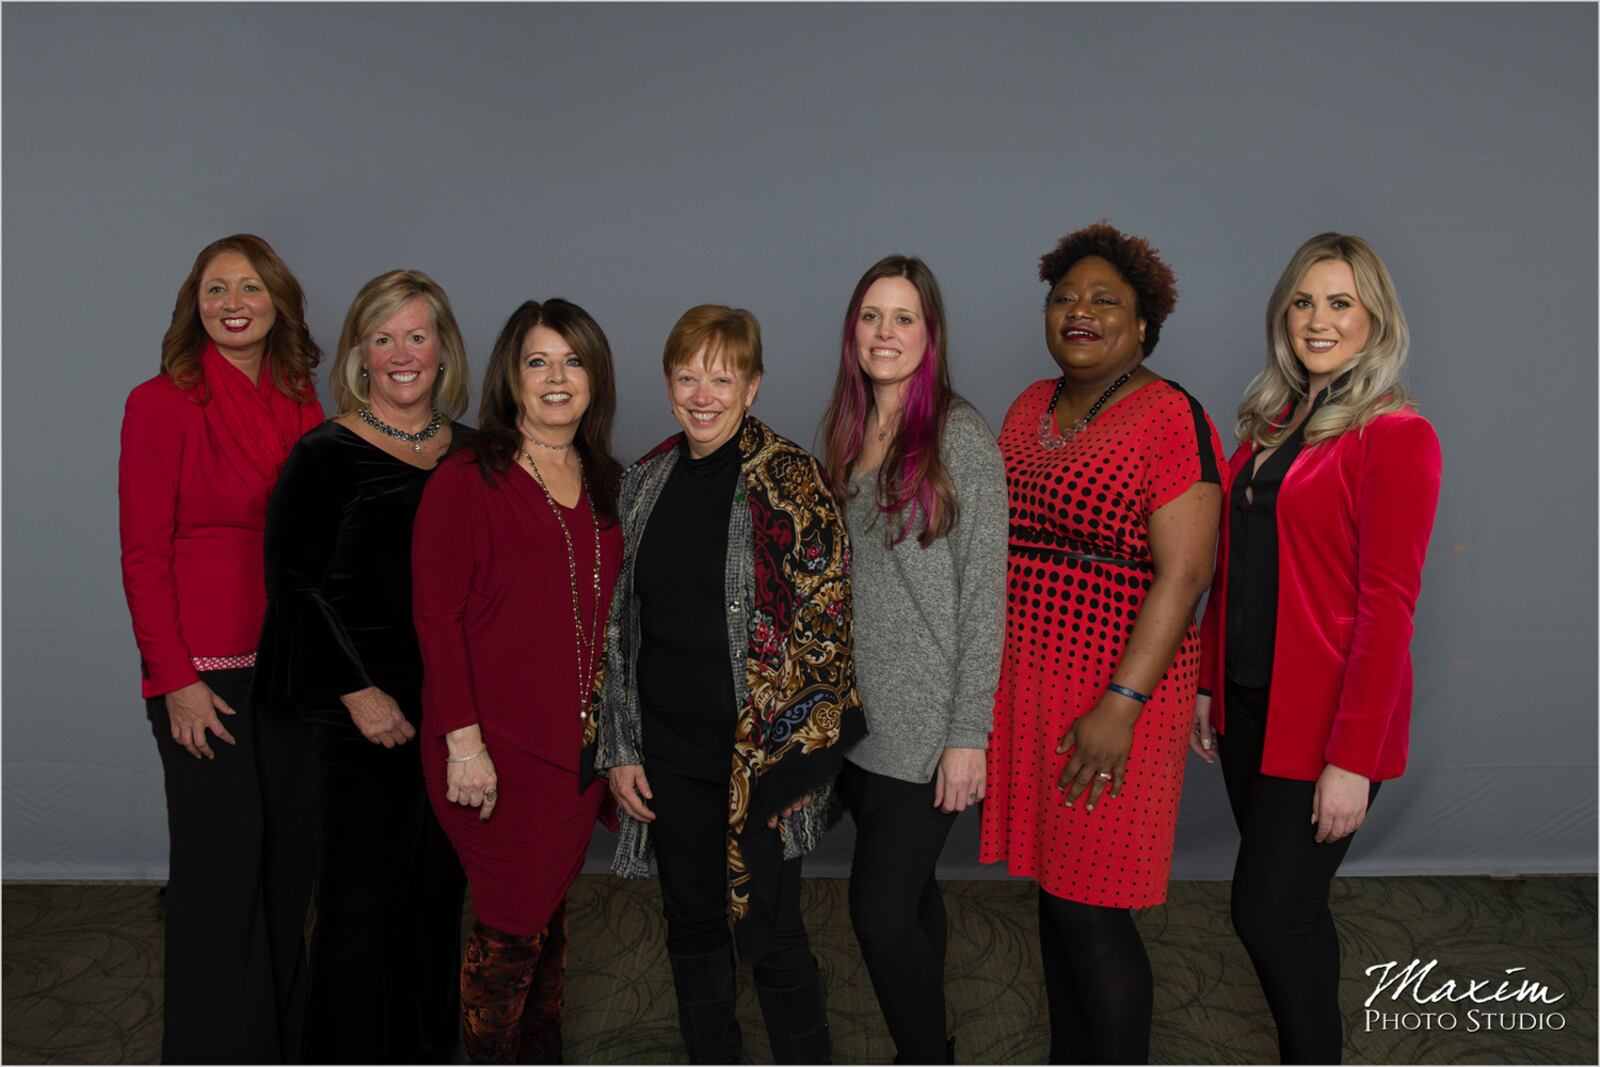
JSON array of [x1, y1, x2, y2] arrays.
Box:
[[1235, 233, 1414, 448], [329, 270, 470, 419]]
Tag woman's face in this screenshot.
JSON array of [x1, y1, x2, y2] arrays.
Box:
[[668, 346, 760, 458], [854, 275, 928, 394], [518, 323, 591, 440], [361, 296, 440, 416], [1044, 255, 1146, 379], [1286, 259, 1371, 387], [198, 250, 276, 360]]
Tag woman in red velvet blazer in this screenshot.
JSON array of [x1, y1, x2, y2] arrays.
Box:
[[118, 234, 324, 1063], [1192, 233, 1441, 1064]]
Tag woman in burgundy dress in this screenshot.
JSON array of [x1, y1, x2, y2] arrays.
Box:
[[979, 223, 1225, 1063], [411, 299, 624, 1064]]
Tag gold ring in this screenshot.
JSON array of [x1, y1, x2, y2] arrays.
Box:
[[1095, 771, 1113, 781], [484, 788, 498, 801]]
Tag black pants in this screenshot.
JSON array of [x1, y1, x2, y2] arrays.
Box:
[[1220, 682, 1380, 1064], [648, 766, 816, 989], [146, 668, 312, 1064], [1036, 888, 1153, 1064], [303, 721, 468, 1064], [838, 761, 957, 1062]]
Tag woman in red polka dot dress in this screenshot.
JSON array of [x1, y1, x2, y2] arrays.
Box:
[[980, 222, 1225, 1063]]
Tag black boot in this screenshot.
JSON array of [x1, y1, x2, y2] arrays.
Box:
[[754, 968, 832, 1065], [895, 1035, 957, 1065], [667, 946, 743, 1065]]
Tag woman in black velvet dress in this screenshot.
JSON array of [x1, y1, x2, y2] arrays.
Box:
[[253, 269, 472, 1063]]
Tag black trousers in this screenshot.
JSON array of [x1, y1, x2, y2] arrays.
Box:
[[303, 721, 468, 1064], [838, 761, 957, 1062], [1220, 682, 1380, 1065], [648, 766, 817, 989], [146, 668, 312, 1064]]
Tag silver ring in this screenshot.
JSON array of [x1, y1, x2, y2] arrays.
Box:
[[1095, 771, 1113, 781]]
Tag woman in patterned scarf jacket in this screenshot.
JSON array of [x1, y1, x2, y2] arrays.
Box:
[[590, 304, 864, 1065]]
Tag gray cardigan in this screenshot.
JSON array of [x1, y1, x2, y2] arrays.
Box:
[[842, 402, 1008, 784]]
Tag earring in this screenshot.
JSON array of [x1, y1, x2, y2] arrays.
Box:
[[360, 368, 369, 379]]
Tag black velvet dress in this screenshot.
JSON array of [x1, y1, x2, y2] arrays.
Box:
[[254, 420, 469, 1064]]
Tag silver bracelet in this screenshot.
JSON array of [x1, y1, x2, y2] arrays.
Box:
[[446, 746, 486, 764]]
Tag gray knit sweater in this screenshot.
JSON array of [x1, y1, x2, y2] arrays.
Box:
[[842, 402, 1008, 784]]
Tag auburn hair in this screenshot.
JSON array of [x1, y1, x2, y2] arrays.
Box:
[[159, 234, 321, 401], [820, 255, 960, 548]]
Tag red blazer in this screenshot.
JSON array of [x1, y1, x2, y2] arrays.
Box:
[[1199, 409, 1442, 781], [119, 366, 324, 698]]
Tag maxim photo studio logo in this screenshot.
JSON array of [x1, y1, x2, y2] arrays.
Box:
[[1363, 959, 1566, 1033]]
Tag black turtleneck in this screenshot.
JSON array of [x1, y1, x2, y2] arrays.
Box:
[[635, 429, 743, 781]]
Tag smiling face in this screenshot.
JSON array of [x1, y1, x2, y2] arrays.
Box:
[[361, 296, 440, 421], [518, 323, 591, 442], [854, 275, 929, 396], [1043, 255, 1146, 380], [1286, 259, 1372, 390], [198, 250, 277, 363], [668, 346, 760, 458]]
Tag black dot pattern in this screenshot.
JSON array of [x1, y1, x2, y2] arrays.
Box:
[[980, 378, 1224, 908]]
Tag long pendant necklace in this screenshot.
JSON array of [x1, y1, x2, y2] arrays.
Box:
[[358, 406, 443, 453], [1036, 371, 1135, 451], [521, 447, 604, 718]]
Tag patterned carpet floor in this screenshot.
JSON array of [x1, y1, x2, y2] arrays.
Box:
[[3, 875, 1594, 1064]]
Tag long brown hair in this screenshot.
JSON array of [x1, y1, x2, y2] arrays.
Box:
[[819, 255, 959, 547], [469, 299, 621, 522], [159, 234, 321, 401]]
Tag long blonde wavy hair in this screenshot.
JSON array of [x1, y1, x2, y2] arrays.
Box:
[[1235, 233, 1415, 448]]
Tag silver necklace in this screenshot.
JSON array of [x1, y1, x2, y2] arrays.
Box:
[[1036, 372, 1134, 451], [357, 406, 442, 453]]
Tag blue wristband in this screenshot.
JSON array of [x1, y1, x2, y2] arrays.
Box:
[[1106, 683, 1150, 705]]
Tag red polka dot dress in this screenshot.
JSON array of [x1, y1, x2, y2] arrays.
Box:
[[980, 377, 1224, 908]]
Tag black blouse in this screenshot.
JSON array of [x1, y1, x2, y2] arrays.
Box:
[[1223, 387, 1333, 695], [634, 430, 743, 781], [253, 420, 469, 725]]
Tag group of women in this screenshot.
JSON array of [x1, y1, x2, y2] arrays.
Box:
[[119, 223, 1441, 1066]]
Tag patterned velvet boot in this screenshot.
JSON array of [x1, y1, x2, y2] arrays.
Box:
[[461, 920, 546, 1065], [517, 903, 567, 1065]]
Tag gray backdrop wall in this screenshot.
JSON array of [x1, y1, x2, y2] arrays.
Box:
[[4, 3, 1594, 881]]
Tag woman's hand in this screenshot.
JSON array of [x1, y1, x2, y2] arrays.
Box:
[[1056, 693, 1140, 811], [608, 764, 656, 823], [445, 725, 498, 822], [164, 681, 238, 760], [767, 793, 814, 830], [1312, 763, 1370, 843], [933, 748, 986, 813], [1189, 693, 1217, 763], [341, 686, 415, 748]]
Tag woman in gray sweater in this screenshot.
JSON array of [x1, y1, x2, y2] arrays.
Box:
[[819, 256, 1008, 1063]]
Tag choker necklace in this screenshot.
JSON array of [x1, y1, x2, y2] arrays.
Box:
[[1037, 371, 1135, 451], [524, 437, 573, 452], [358, 406, 442, 453], [520, 448, 603, 720]]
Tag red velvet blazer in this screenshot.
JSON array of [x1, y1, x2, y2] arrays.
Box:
[[1198, 409, 1442, 781]]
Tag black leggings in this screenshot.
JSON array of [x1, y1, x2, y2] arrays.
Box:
[[647, 765, 817, 989], [838, 761, 958, 1063], [1220, 683, 1380, 1064], [1037, 889, 1152, 1064]]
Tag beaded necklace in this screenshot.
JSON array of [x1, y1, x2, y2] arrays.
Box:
[[520, 447, 603, 720], [1036, 371, 1135, 451]]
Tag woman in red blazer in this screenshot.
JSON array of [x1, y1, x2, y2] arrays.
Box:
[[118, 234, 324, 1063], [1193, 233, 1442, 1063]]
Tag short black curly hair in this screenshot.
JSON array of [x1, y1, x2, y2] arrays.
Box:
[[1038, 221, 1179, 357]]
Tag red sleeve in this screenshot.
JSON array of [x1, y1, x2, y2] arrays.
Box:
[[119, 383, 199, 698], [1325, 415, 1443, 777], [412, 458, 486, 736], [1143, 387, 1225, 516]]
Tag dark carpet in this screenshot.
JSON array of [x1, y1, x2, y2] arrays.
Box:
[[3, 876, 1594, 1064]]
